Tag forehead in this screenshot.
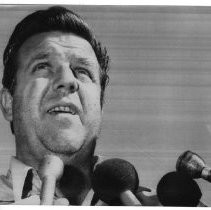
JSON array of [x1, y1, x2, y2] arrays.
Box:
[[17, 31, 98, 65]]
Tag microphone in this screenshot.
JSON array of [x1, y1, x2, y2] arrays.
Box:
[[39, 155, 64, 205], [156, 171, 202, 206], [92, 158, 141, 206], [176, 150, 211, 182]]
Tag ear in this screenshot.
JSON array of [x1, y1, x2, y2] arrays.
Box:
[[0, 88, 13, 122]]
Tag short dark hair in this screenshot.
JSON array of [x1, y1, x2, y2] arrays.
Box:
[[2, 6, 110, 106]]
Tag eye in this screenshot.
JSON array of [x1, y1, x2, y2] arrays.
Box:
[[74, 67, 93, 80], [76, 68, 89, 75], [33, 62, 51, 72]]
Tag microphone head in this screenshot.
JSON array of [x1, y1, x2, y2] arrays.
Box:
[[176, 151, 205, 178], [157, 171, 202, 207], [92, 158, 139, 204], [59, 165, 88, 205]]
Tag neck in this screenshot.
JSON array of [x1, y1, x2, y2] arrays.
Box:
[[16, 136, 98, 204]]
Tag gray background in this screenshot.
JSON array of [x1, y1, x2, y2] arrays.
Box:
[[0, 5, 210, 205]]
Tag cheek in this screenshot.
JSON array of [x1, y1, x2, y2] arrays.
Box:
[[15, 78, 49, 113], [27, 78, 49, 98], [83, 85, 101, 112], [84, 87, 102, 131]]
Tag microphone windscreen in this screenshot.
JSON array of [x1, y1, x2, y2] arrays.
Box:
[[157, 171, 202, 207], [92, 158, 139, 204]]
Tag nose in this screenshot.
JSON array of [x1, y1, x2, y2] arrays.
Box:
[[53, 65, 79, 95]]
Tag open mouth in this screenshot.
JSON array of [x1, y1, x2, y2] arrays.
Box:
[[47, 105, 77, 115]]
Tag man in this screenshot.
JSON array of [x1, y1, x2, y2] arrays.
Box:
[[0, 5, 158, 205]]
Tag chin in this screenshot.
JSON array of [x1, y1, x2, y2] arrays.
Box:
[[39, 129, 87, 155]]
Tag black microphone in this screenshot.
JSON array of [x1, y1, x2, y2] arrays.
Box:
[[156, 171, 202, 207], [92, 158, 141, 205], [176, 150, 211, 182]]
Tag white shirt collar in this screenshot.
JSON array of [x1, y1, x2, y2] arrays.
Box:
[[9, 156, 32, 202]]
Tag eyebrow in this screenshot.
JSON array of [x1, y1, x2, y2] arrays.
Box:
[[25, 50, 97, 71], [26, 51, 51, 69], [75, 57, 93, 67]]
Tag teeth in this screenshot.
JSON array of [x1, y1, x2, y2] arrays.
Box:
[[55, 107, 60, 111], [48, 106, 76, 114], [64, 107, 69, 112]]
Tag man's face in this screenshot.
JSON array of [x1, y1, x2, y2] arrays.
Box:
[[11, 32, 102, 166]]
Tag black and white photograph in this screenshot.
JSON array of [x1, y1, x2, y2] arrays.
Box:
[[0, 4, 210, 206]]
